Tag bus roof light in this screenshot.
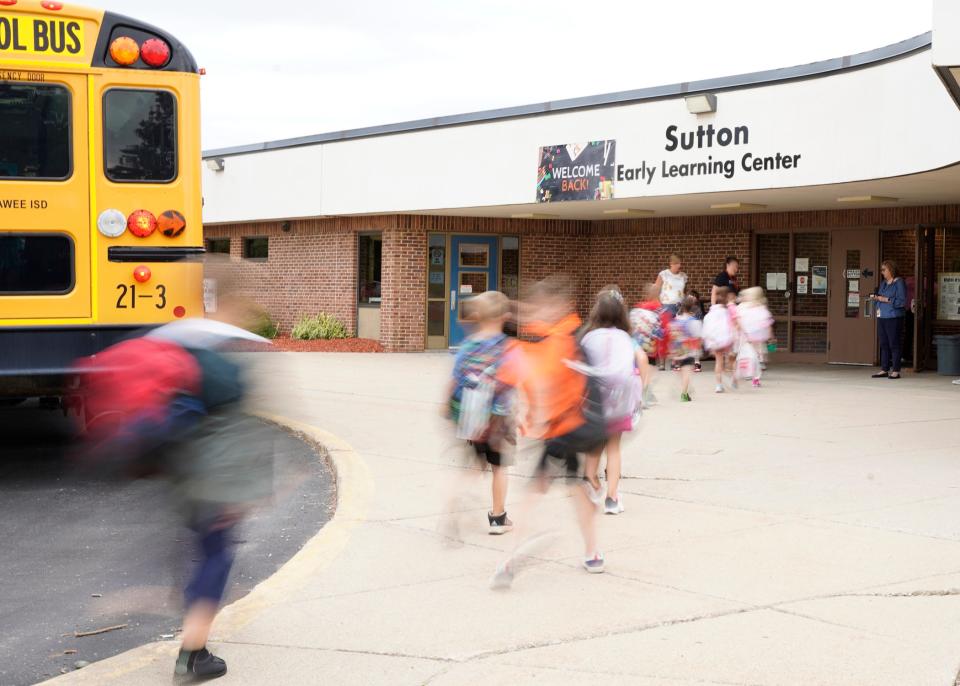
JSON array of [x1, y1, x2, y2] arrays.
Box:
[[109, 37, 140, 67], [41, 1, 62, 9], [158, 210, 186, 237], [141, 39, 171, 68], [127, 210, 157, 238], [0, 1, 19, 7], [97, 209, 127, 238]]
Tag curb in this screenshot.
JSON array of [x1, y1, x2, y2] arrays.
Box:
[[38, 414, 372, 685]]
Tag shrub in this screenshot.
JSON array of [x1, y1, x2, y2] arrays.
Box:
[[291, 313, 348, 340], [247, 309, 280, 339]]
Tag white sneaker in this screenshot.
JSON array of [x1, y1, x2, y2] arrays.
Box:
[[715, 384, 725, 393], [953, 379, 960, 385], [603, 495, 624, 515], [584, 481, 604, 507]]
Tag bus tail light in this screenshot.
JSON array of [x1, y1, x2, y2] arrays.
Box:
[[158, 210, 186, 237], [127, 210, 157, 237], [141, 39, 171, 68], [97, 209, 127, 238], [109, 37, 140, 66], [133, 265, 152, 283]]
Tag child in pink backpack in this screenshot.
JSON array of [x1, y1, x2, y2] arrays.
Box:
[[737, 287, 774, 387]]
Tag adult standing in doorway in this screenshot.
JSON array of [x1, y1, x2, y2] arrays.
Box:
[[654, 254, 688, 316], [711, 256, 741, 305], [870, 260, 907, 380]]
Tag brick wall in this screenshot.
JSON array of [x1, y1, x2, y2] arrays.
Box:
[[204, 205, 960, 352]]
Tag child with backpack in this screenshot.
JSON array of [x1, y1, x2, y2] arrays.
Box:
[[445, 291, 518, 535], [669, 295, 703, 402], [702, 286, 738, 393], [576, 287, 644, 515], [490, 276, 607, 589], [737, 286, 774, 388], [629, 284, 669, 406]]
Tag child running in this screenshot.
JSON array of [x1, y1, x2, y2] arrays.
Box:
[[576, 287, 644, 515], [669, 295, 703, 402], [445, 291, 518, 535], [491, 276, 607, 589], [737, 287, 774, 388], [630, 284, 669, 404], [702, 286, 737, 393]]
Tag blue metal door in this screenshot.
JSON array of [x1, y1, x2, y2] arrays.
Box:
[[449, 236, 499, 347]]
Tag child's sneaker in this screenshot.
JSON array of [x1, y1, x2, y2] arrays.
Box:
[[752, 378, 761, 388], [694, 362, 702, 373], [680, 392, 692, 402], [489, 561, 514, 590], [583, 552, 606, 574], [715, 384, 724, 393], [583, 480, 604, 508], [603, 495, 624, 515], [488, 511, 513, 535]]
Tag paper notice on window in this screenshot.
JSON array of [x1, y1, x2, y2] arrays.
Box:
[[848, 279, 859, 292], [795, 257, 809, 272], [766, 273, 778, 290], [776, 273, 787, 291], [797, 275, 808, 294], [847, 292, 860, 308], [203, 278, 217, 313], [812, 266, 827, 295]]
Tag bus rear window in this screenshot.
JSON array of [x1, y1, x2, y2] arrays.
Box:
[[0, 234, 73, 294], [0, 84, 71, 180], [104, 89, 177, 182]]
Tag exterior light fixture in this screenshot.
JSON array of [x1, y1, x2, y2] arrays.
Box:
[[511, 213, 559, 219], [685, 93, 717, 114], [205, 157, 225, 172], [710, 202, 767, 211], [602, 208, 655, 216], [837, 195, 898, 203]]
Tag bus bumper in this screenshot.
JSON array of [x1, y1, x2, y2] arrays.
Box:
[[0, 327, 149, 398]]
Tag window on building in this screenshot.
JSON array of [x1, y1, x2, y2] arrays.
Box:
[[104, 89, 177, 182], [242, 236, 268, 260], [206, 238, 230, 254], [358, 233, 382, 305], [0, 83, 71, 180], [0, 234, 73, 294]]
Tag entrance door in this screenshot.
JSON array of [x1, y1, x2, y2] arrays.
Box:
[[828, 228, 879, 364], [449, 236, 499, 346]]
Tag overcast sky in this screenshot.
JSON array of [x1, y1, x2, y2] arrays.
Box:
[[111, 0, 932, 150]]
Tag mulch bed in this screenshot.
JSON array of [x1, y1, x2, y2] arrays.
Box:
[[225, 337, 384, 353]]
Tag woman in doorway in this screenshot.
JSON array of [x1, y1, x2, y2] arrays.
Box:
[[870, 260, 907, 379], [653, 254, 688, 316]]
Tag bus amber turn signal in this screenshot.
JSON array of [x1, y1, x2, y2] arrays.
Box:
[[158, 210, 186, 237], [127, 210, 157, 238], [109, 36, 140, 66]]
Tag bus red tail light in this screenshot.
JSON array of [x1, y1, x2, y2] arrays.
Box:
[[158, 210, 186, 237], [127, 210, 157, 238], [109, 37, 140, 66], [141, 39, 171, 68], [133, 265, 152, 283]]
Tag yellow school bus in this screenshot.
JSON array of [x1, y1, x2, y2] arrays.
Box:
[[0, 0, 203, 400]]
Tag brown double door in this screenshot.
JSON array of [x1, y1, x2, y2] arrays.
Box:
[[828, 228, 879, 364]]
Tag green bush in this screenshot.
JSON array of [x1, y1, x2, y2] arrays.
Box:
[[248, 309, 280, 339], [291, 313, 348, 340]]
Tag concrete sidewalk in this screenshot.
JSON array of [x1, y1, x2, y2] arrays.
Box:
[[47, 356, 960, 685]]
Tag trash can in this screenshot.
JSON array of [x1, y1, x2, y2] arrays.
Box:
[[934, 334, 960, 375]]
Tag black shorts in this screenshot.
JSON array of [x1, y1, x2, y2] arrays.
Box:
[[537, 422, 607, 478], [676, 356, 696, 367], [470, 441, 504, 467]]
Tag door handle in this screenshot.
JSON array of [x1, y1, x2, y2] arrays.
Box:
[[451, 290, 456, 311]]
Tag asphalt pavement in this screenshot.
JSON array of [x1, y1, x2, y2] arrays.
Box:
[[0, 402, 335, 686]]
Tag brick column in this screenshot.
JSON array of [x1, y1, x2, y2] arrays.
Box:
[[379, 225, 427, 351]]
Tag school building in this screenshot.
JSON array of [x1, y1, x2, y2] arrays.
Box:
[[201, 4, 960, 367]]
